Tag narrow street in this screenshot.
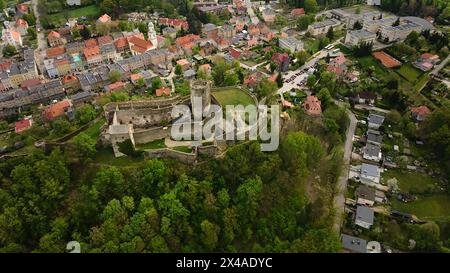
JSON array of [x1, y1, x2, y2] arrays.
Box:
[[31, 0, 47, 74], [332, 102, 357, 233]]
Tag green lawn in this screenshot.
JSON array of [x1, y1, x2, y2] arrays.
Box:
[[83, 118, 106, 141], [356, 56, 389, 76], [395, 64, 422, 82], [135, 138, 166, 150], [382, 170, 440, 194], [172, 146, 193, 153], [93, 147, 143, 167], [212, 88, 255, 108], [49, 5, 101, 26], [302, 38, 320, 54], [392, 195, 450, 221]]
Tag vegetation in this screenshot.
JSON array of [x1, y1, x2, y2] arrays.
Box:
[[212, 88, 255, 108]]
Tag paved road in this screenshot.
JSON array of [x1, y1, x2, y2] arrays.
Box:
[[332, 101, 357, 233], [354, 104, 391, 114], [430, 54, 450, 76], [31, 0, 47, 74]]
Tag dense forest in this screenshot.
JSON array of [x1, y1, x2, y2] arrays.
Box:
[[0, 130, 342, 253]]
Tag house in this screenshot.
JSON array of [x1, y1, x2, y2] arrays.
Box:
[[128, 36, 154, 55], [271, 52, 290, 72], [367, 114, 384, 129], [101, 44, 119, 62], [15, 19, 29, 36], [279, 37, 303, 52], [344, 29, 376, 46], [158, 18, 189, 31], [47, 31, 65, 47], [355, 205, 374, 229], [183, 69, 196, 80], [114, 37, 129, 53], [303, 95, 322, 116], [413, 53, 440, 72], [16, 4, 29, 16], [15, 118, 33, 134], [176, 59, 191, 71], [63, 74, 81, 92], [202, 23, 219, 40], [218, 24, 235, 40], [104, 81, 126, 93], [341, 234, 367, 253], [155, 87, 171, 97], [356, 185, 376, 206], [198, 63, 212, 76], [420, 53, 440, 64], [98, 35, 113, 46], [411, 105, 431, 121], [162, 27, 177, 39], [360, 163, 380, 185], [69, 91, 94, 106], [84, 46, 102, 66], [363, 143, 382, 162], [366, 130, 383, 146], [97, 14, 112, 25], [46, 47, 66, 59], [291, 8, 305, 17], [42, 99, 73, 121], [2, 28, 22, 48], [354, 91, 376, 104]]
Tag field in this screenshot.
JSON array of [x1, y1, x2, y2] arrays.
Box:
[[392, 195, 450, 221], [82, 118, 106, 141], [93, 147, 143, 167], [356, 56, 389, 76], [395, 64, 422, 82], [135, 138, 166, 150], [212, 88, 255, 108], [382, 170, 440, 194], [49, 5, 101, 26]]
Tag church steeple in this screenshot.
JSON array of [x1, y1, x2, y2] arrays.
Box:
[[148, 21, 157, 49]]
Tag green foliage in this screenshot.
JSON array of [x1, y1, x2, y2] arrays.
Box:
[[76, 104, 96, 125], [175, 64, 183, 76], [297, 14, 314, 31], [109, 71, 121, 83], [2, 44, 17, 57], [118, 139, 143, 158], [73, 133, 97, 163]]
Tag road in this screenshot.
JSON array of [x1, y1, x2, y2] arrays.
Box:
[[430, 54, 450, 76], [354, 104, 391, 114], [31, 0, 47, 74], [332, 101, 357, 233]]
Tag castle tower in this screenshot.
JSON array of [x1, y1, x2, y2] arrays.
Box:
[[190, 79, 212, 116], [148, 21, 157, 49]]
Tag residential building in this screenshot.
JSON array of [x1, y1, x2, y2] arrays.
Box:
[[42, 99, 73, 121], [279, 37, 303, 52], [2, 28, 22, 48], [344, 29, 376, 46], [360, 163, 380, 185], [155, 87, 171, 97], [341, 234, 367, 253], [162, 27, 177, 39], [47, 31, 65, 47], [69, 91, 94, 106], [67, 0, 82, 6], [291, 8, 305, 17], [363, 143, 382, 162], [84, 46, 103, 66], [411, 105, 431, 121], [15, 19, 29, 36], [271, 52, 290, 72], [366, 130, 383, 146], [202, 23, 219, 40], [355, 206, 374, 229], [15, 118, 33, 133], [158, 18, 189, 31], [101, 44, 119, 62], [97, 14, 112, 26], [262, 8, 276, 23], [356, 185, 376, 206], [303, 95, 322, 116], [367, 114, 385, 129], [63, 74, 81, 93]]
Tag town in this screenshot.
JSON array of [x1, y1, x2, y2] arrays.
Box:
[[0, 0, 449, 254]]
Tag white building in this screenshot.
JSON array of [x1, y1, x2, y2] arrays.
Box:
[[360, 163, 380, 186], [344, 29, 376, 46], [307, 19, 341, 37], [279, 37, 303, 52], [66, 0, 81, 6], [2, 28, 22, 48], [355, 206, 374, 229]]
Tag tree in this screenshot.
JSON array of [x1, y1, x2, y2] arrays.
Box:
[[109, 70, 121, 83], [2, 44, 17, 57], [22, 14, 36, 26], [353, 20, 363, 30], [393, 17, 400, 26], [254, 78, 277, 100], [297, 15, 314, 31], [151, 77, 163, 91], [296, 50, 309, 66], [73, 133, 97, 163], [304, 0, 318, 13], [212, 60, 231, 86], [51, 118, 71, 136], [118, 139, 143, 158], [200, 220, 219, 251], [76, 104, 96, 124], [27, 28, 37, 40], [317, 87, 331, 108], [276, 73, 283, 88], [175, 64, 183, 76], [79, 26, 92, 40], [224, 71, 239, 86], [306, 74, 317, 88], [326, 26, 334, 40]]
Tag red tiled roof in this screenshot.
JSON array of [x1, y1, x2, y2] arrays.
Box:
[[48, 30, 61, 39], [15, 119, 32, 133], [97, 35, 113, 45], [411, 105, 431, 116], [63, 74, 78, 84], [98, 14, 111, 23], [176, 59, 190, 66], [84, 46, 100, 59], [17, 4, 29, 13], [326, 64, 345, 76], [291, 8, 305, 16], [229, 48, 241, 59], [271, 52, 289, 63], [303, 96, 322, 115], [85, 38, 98, 48], [158, 18, 189, 29], [129, 36, 153, 53], [16, 18, 28, 27], [46, 47, 66, 58], [20, 78, 41, 90], [43, 100, 71, 121], [114, 37, 129, 49], [176, 34, 200, 46], [106, 81, 125, 90], [155, 87, 171, 97], [130, 73, 142, 81]]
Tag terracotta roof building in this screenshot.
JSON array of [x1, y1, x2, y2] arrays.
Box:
[[15, 118, 33, 134], [411, 105, 431, 121], [303, 95, 322, 116], [42, 99, 72, 121], [129, 36, 154, 55]]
